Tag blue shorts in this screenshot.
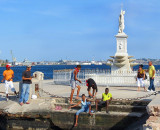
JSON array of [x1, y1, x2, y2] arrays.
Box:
[[76, 102, 93, 115]]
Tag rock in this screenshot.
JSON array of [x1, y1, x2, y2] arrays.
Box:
[[143, 116, 160, 130], [146, 94, 160, 116], [143, 94, 160, 130]]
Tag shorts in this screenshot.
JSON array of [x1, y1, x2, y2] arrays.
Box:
[[137, 78, 145, 87], [5, 80, 16, 94], [99, 101, 107, 107], [76, 102, 93, 115], [70, 81, 78, 89]]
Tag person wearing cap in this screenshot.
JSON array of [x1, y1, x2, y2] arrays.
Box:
[[86, 78, 98, 98], [1, 64, 18, 101], [19, 65, 32, 106]]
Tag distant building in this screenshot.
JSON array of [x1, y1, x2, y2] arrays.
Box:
[[22, 58, 32, 66]]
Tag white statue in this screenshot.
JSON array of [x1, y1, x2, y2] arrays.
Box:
[[118, 9, 125, 33]]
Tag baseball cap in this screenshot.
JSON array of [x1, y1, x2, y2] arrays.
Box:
[[6, 64, 11, 68]]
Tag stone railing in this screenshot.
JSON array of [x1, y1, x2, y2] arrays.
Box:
[[53, 69, 160, 87]]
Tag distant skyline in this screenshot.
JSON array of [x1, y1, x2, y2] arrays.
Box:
[[0, 0, 160, 62]]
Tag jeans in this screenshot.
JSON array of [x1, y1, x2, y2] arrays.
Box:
[[148, 78, 155, 91], [19, 83, 30, 103], [76, 102, 92, 115]]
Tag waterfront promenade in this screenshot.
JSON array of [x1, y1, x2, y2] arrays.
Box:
[[0, 80, 159, 114], [0, 80, 159, 129], [0, 80, 159, 101]]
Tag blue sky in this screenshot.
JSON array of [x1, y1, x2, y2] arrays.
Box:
[[0, 0, 159, 62]]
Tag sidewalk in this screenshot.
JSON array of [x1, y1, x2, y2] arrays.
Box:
[[0, 80, 159, 100], [42, 80, 159, 100], [0, 80, 159, 114]]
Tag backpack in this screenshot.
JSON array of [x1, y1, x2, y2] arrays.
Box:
[[144, 74, 147, 80]]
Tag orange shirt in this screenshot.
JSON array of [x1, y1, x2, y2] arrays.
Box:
[[3, 69, 14, 81]]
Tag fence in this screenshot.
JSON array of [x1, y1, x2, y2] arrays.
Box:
[[53, 69, 160, 87]]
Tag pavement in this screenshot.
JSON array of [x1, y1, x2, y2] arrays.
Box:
[[41, 80, 159, 100], [0, 80, 159, 114]]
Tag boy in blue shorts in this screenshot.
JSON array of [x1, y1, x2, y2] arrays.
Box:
[[69, 94, 93, 127]]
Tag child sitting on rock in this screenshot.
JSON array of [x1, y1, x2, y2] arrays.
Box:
[[95, 88, 112, 113], [69, 94, 93, 127]]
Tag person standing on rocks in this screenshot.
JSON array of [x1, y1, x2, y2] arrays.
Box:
[[95, 88, 112, 113], [70, 65, 82, 104], [86, 78, 98, 98], [1, 64, 18, 101], [19, 65, 32, 106], [136, 64, 147, 91], [147, 61, 156, 92]]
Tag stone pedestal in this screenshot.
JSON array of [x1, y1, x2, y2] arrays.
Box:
[[107, 32, 138, 73], [115, 32, 128, 56]]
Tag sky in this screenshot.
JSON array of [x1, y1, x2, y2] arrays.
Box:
[[0, 0, 160, 62]]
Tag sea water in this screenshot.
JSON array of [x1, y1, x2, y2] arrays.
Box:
[[0, 64, 159, 82], [0, 65, 110, 82]]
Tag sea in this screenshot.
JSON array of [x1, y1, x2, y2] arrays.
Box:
[[0, 64, 159, 82]]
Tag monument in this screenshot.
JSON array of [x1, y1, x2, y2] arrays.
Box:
[[107, 9, 138, 73], [53, 9, 159, 87]]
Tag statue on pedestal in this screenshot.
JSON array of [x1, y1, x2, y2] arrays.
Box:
[[118, 9, 125, 33]]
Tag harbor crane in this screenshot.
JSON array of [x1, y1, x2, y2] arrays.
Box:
[[10, 50, 16, 66]]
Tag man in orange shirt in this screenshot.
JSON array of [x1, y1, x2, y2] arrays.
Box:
[[1, 64, 18, 101]]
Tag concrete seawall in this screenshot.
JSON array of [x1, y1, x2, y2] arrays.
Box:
[[0, 99, 151, 130], [0, 80, 159, 129]]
